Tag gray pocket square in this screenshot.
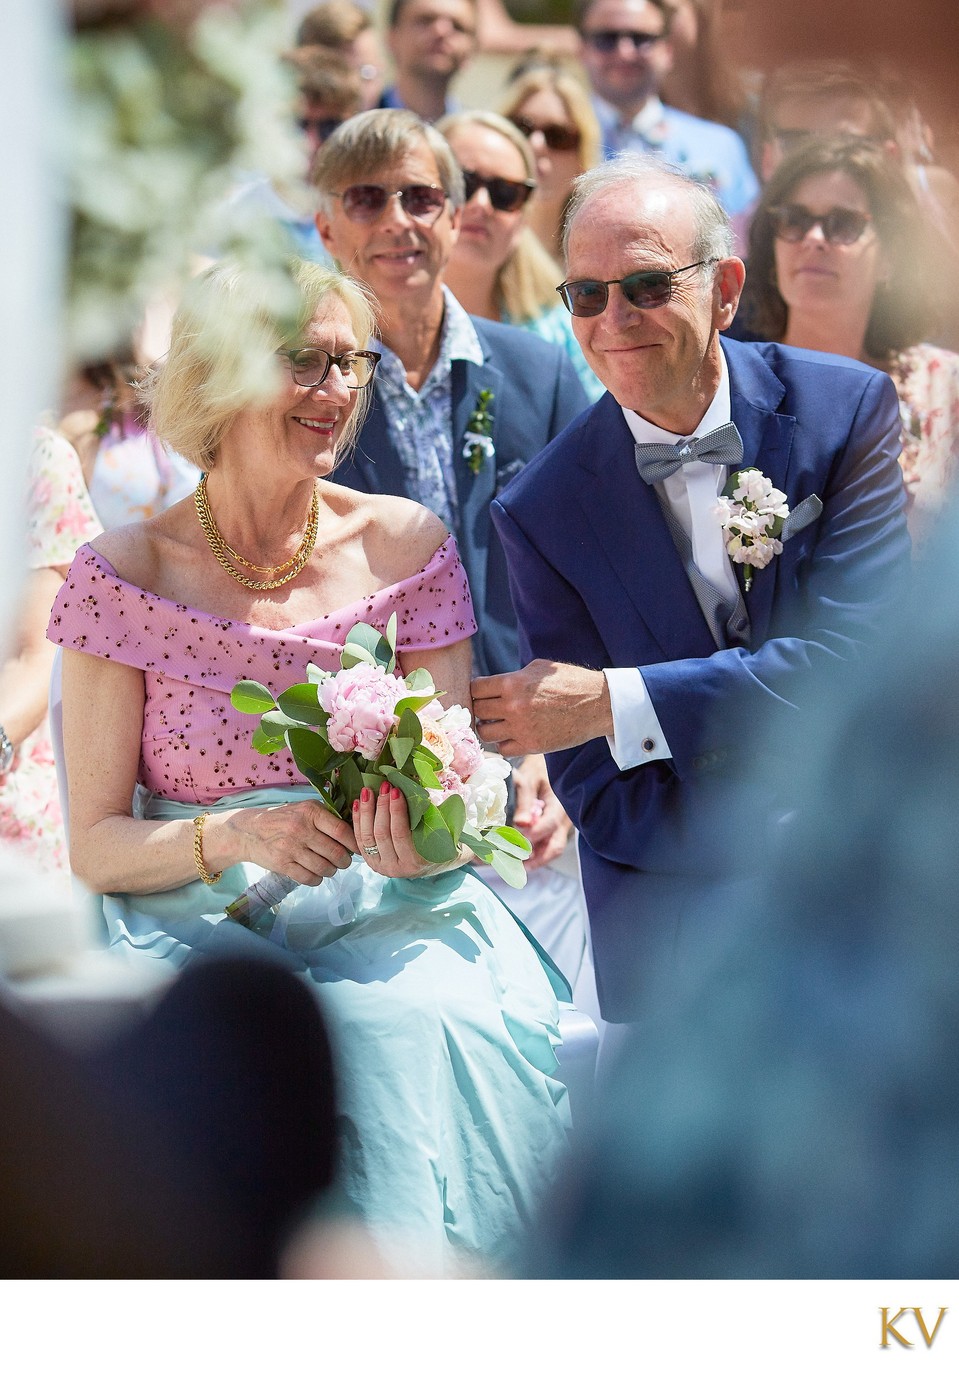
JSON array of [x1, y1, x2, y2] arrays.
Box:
[[782, 494, 823, 541]]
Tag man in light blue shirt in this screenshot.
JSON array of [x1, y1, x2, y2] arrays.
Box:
[[577, 0, 758, 225]]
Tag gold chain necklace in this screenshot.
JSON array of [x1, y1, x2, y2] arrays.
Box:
[[194, 473, 319, 591]]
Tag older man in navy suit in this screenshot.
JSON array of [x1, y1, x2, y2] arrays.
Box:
[[472, 153, 911, 1025]]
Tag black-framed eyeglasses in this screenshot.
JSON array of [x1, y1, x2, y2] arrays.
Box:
[[461, 168, 536, 213], [332, 183, 448, 224], [297, 115, 344, 144], [511, 116, 581, 153], [279, 347, 381, 389], [557, 259, 717, 316], [581, 28, 665, 52], [769, 204, 873, 246]]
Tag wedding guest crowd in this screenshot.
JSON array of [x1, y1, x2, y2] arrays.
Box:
[[6, 0, 959, 1282]]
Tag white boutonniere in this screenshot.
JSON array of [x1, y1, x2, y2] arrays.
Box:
[[713, 468, 790, 593], [463, 388, 495, 475]]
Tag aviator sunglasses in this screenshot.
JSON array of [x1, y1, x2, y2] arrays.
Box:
[[278, 347, 381, 389], [557, 259, 717, 316], [511, 116, 581, 153], [581, 28, 665, 52], [769, 203, 873, 246], [332, 182, 448, 223], [462, 168, 536, 212]]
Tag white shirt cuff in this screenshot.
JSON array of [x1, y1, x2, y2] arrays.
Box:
[[603, 667, 673, 769]]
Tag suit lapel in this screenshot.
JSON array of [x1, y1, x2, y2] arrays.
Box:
[[724, 340, 796, 643], [579, 397, 717, 660], [450, 355, 504, 617], [348, 384, 409, 494]]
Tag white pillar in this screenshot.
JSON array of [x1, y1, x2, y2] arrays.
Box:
[[0, 0, 64, 652]]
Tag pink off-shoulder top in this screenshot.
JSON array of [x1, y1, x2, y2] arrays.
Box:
[[48, 538, 477, 806]]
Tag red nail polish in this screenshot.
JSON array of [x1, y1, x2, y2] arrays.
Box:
[[361, 787, 370, 803], [353, 799, 359, 811], [392, 787, 401, 800], [380, 781, 390, 795]]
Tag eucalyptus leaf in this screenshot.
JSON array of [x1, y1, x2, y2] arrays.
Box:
[[340, 644, 378, 670], [413, 754, 442, 790], [388, 735, 415, 770], [361, 771, 383, 792], [460, 826, 495, 863], [393, 694, 438, 717], [343, 622, 395, 671], [286, 726, 336, 773], [489, 826, 534, 860], [259, 709, 303, 738], [380, 765, 430, 828], [251, 724, 287, 755], [438, 793, 466, 843], [490, 850, 528, 889], [306, 664, 332, 685], [385, 612, 397, 654], [413, 804, 458, 863], [401, 667, 435, 694], [338, 756, 364, 811], [397, 707, 423, 744], [277, 681, 328, 726], [231, 680, 276, 714]]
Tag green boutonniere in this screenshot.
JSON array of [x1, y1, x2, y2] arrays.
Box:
[[463, 388, 495, 475]]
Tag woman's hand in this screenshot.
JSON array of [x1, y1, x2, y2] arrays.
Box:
[[225, 799, 358, 886], [353, 782, 459, 880]]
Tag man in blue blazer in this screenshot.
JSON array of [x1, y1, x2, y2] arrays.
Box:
[[473, 154, 911, 1023], [312, 108, 589, 878]]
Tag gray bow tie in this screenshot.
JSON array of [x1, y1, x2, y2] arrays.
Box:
[[634, 422, 744, 485]]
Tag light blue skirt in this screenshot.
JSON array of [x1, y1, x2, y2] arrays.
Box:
[[104, 786, 571, 1274]]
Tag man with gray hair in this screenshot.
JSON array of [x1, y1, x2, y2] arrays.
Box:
[[312, 109, 597, 1011], [472, 152, 911, 1026]]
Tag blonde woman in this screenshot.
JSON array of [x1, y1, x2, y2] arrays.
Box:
[[499, 61, 602, 263], [438, 109, 603, 401], [48, 258, 570, 1275]]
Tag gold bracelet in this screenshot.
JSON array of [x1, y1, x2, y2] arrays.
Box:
[[192, 812, 223, 885]]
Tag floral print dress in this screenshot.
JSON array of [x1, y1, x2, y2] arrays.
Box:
[[0, 430, 102, 873], [886, 343, 959, 553]]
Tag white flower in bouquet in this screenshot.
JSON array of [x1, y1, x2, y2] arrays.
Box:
[[462, 754, 511, 831]]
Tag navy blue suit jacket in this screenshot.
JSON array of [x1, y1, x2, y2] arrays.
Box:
[[492, 337, 911, 1021], [331, 316, 588, 676]]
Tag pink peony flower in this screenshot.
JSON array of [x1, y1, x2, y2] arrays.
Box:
[[437, 704, 484, 780], [317, 662, 404, 760], [427, 767, 470, 809]]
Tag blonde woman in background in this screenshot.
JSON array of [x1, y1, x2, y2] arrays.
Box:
[[438, 110, 604, 402], [499, 60, 602, 264]]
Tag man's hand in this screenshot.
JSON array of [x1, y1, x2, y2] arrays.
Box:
[[511, 752, 572, 870], [471, 659, 613, 756]]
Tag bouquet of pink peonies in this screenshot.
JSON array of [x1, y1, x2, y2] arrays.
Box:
[[224, 617, 531, 925]]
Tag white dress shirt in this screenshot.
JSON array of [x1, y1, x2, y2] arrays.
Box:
[[604, 350, 738, 769]]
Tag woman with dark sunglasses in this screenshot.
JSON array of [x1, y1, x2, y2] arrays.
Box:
[[498, 61, 602, 264], [438, 110, 604, 402], [740, 136, 959, 551]]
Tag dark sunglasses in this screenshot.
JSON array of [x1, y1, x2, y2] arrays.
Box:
[[557, 259, 716, 316], [333, 183, 448, 224], [278, 347, 380, 390], [769, 203, 873, 246], [462, 168, 536, 213], [297, 115, 344, 143], [511, 116, 581, 153], [581, 28, 664, 52]]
